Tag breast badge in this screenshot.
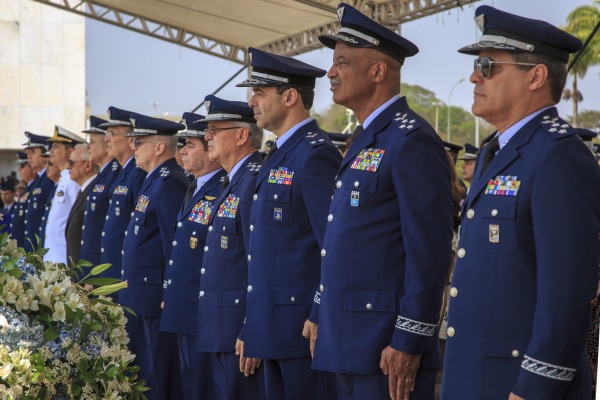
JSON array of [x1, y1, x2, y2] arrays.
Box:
[[274, 207, 283, 221], [350, 191, 360, 207], [93, 184, 105, 193], [113, 185, 128, 196], [351, 148, 385, 172], [189, 200, 212, 225], [489, 224, 500, 243], [217, 195, 239, 218], [268, 167, 294, 185], [485, 176, 520, 196], [190, 236, 198, 249], [135, 195, 150, 213], [220, 235, 228, 249]]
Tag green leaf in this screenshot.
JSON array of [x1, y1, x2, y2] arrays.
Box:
[[90, 263, 112, 276], [43, 326, 59, 341], [91, 281, 128, 296], [86, 322, 102, 331], [89, 298, 117, 306], [82, 277, 121, 286], [105, 366, 119, 377], [71, 383, 82, 396], [7, 266, 23, 278], [122, 305, 137, 317], [78, 259, 93, 267]]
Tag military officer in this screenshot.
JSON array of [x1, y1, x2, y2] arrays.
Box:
[[44, 126, 86, 264], [9, 153, 35, 245], [194, 95, 265, 400], [99, 107, 146, 282], [235, 48, 341, 399], [441, 7, 600, 400], [119, 113, 188, 400], [312, 4, 454, 400], [22, 132, 54, 251], [0, 182, 15, 234], [458, 143, 478, 185], [159, 112, 223, 400], [79, 116, 121, 266]]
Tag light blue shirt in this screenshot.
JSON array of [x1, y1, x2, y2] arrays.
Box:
[[37, 168, 47, 177], [194, 168, 223, 196], [496, 107, 551, 151], [276, 117, 313, 148], [123, 156, 134, 169], [229, 153, 253, 182], [362, 94, 401, 129]]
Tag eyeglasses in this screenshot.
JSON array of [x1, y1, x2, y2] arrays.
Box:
[[473, 57, 537, 79], [133, 139, 165, 149], [67, 159, 85, 168], [204, 126, 240, 137]]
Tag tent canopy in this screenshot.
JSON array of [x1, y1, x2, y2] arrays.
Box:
[[32, 0, 478, 64]]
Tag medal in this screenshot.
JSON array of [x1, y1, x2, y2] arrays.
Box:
[[221, 235, 228, 249], [190, 237, 198, 249], [350, 191, 360, 207], [489, 224, 500, 243], [274, 207, 283, 221]]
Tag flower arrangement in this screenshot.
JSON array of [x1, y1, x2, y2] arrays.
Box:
[[0, 232, 147, 399]]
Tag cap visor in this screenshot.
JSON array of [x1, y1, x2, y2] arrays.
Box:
[[318, 34, 375, 50], [458, 41, 519, 55]]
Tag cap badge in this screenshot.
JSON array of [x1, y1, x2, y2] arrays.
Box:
[[475, 13, 485, 32]]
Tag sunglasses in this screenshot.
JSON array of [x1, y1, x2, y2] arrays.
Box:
[[473, 57, 537, 79], [133, 139, 165, 149], [204, 126, 241, 137]]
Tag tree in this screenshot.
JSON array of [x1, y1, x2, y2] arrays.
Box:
[[563, 1, 600, 127]]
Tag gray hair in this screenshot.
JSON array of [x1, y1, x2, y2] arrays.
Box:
[[163, 136, 178, 155], [239, 122, 263, 150], [74, 143, 91, 161]]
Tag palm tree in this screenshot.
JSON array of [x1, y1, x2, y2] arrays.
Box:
[[563, 1, 600, 127]]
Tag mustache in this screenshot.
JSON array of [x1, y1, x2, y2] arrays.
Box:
[[330, 78, 341, 85]]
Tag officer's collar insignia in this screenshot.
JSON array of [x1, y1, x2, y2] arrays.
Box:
[[112, 161, 119, 170], [159, 166, 170, 177], [306, 132, 317, 138]]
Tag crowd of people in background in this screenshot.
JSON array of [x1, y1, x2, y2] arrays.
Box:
[[1, 3, 599, 400]]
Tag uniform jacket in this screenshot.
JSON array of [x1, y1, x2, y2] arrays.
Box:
[[24, 171, 54, 251], [159, 168, 226, 335], [195, 152, 262, 353], [80, 160, 121, 266], [10, 182, 34, 247], [44, 170, 80, 264], [38, 183, 57, 248], [65, 181, 95, 264], [441, 109, 600, 400], [312, 96, 454, 374], [119, 158, 188, 317], [100, 159, 146, 280], [1, 203, 14, 234], [242, 120, 342, 359]]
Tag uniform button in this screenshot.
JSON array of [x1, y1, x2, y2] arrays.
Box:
[[177, 222, 182, 228], [143, 277, 148, 282], [208, 226, 213, 231], [41, 217, 45, 221], [321, 249, 326, 257], [84, 211, 87, 215], [199, 291, 205, 297], [449, 287, 458, 297], [121, 250, 124, 255], [366, 303, 373, 310], [247, 255, 252, 262], [247, 285, 253, 292], [253, 194, 258, 201], [457, 248, 466, 258], [80, 240, 84, 245], [101, 231, 105, 236], [250, 225, 254, 231], [447, 327, 455, 337], [24, 231, 28, 235], [235, 299, 240, 304], [172, 240, 177, 246], [124, 231, 128, 236], [121, 269, 124, 275], [222, 226, 226, 231], [130, 212, 134, 217], [105, 216, 109, 220], [167, 279, 171, 284], [491, 209, 498, 216], [273, 194, 278, 200], [336, 180, 342, 188], [466, 209, 475, 219], [169, 260, 173, 265], [82, 225, 85, 230], [200, 268, 205, 274], [327, 214, 333, 222], [290, 297, 295, 302], [192, 231, 196, 235], [204, 246, 209, 252], [511, 350, 520, 357], [101, 248, 104, 253], [24, 220, 28, 224], [135, 217, 138, 222], [319, 284, 324, 292], [354, 181, 360, 187]]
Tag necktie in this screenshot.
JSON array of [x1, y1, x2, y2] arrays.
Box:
[[264, 142, 278, 161], [220, 176, 230, 194], [183, 180, 197, 208], [480, 135, 500, 174]]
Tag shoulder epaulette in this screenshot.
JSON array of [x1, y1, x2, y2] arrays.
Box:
[[159, 166, 171, 179], [304, 130, 328, 147], [246, 162, 262, 175], [393, 111, 420, 135], [539, 115, 576, 139]]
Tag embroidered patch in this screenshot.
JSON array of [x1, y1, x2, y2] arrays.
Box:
[[135, 195, 150, 212], [268, 167, 294, 185], [313, 291, 321, 304], [220, 235, 228, 249], [485, 175, 520, 196], [113, 185, 128, 195], [90, 203, 96, 211], [217, 194, 239, 218], [395, 316, 436, 337], [274, 207, 283, 221], [188, 200, 212, 225], [57, 190, 65, 197], [93, 184, 105, 193], [521, 355, 576, 381], [351, 148, 385, 172], [32, 188, 42, 195], [350, 191, 359, 207]]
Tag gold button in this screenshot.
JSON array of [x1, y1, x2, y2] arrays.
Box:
[[512, 350, 520, 357]]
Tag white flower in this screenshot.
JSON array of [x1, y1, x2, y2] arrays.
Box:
[[52, 301, 66, 322], [0, 364, 12, 379], [0, 315, 8, 332]]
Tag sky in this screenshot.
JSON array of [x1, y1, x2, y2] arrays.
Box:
[[86, 0, 600, 129]]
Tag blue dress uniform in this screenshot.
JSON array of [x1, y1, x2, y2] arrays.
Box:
[[38, 182, 57, 249], [236, 48, 341, 399], [313, 6, 454, 399], [22, 132, 53, 252], [0, 183, 14, 233], [119, 114, 188, 400], [79, 116, 121, 266], [441, 7, 600, 400], [194, 96, 265, 400], [10, 153, 34, 246], [159, 112, 222, 400]]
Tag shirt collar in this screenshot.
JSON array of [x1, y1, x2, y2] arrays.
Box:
[[276, 117, 313, 148], [37, 168, 47, 177], [123, 156, 135, 169], [229, 153, 253, 181], [194, 168, 222, 196], [362, 94, 401, 129], [80, 174, 98, 192], [497, 107, 551, 150]]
